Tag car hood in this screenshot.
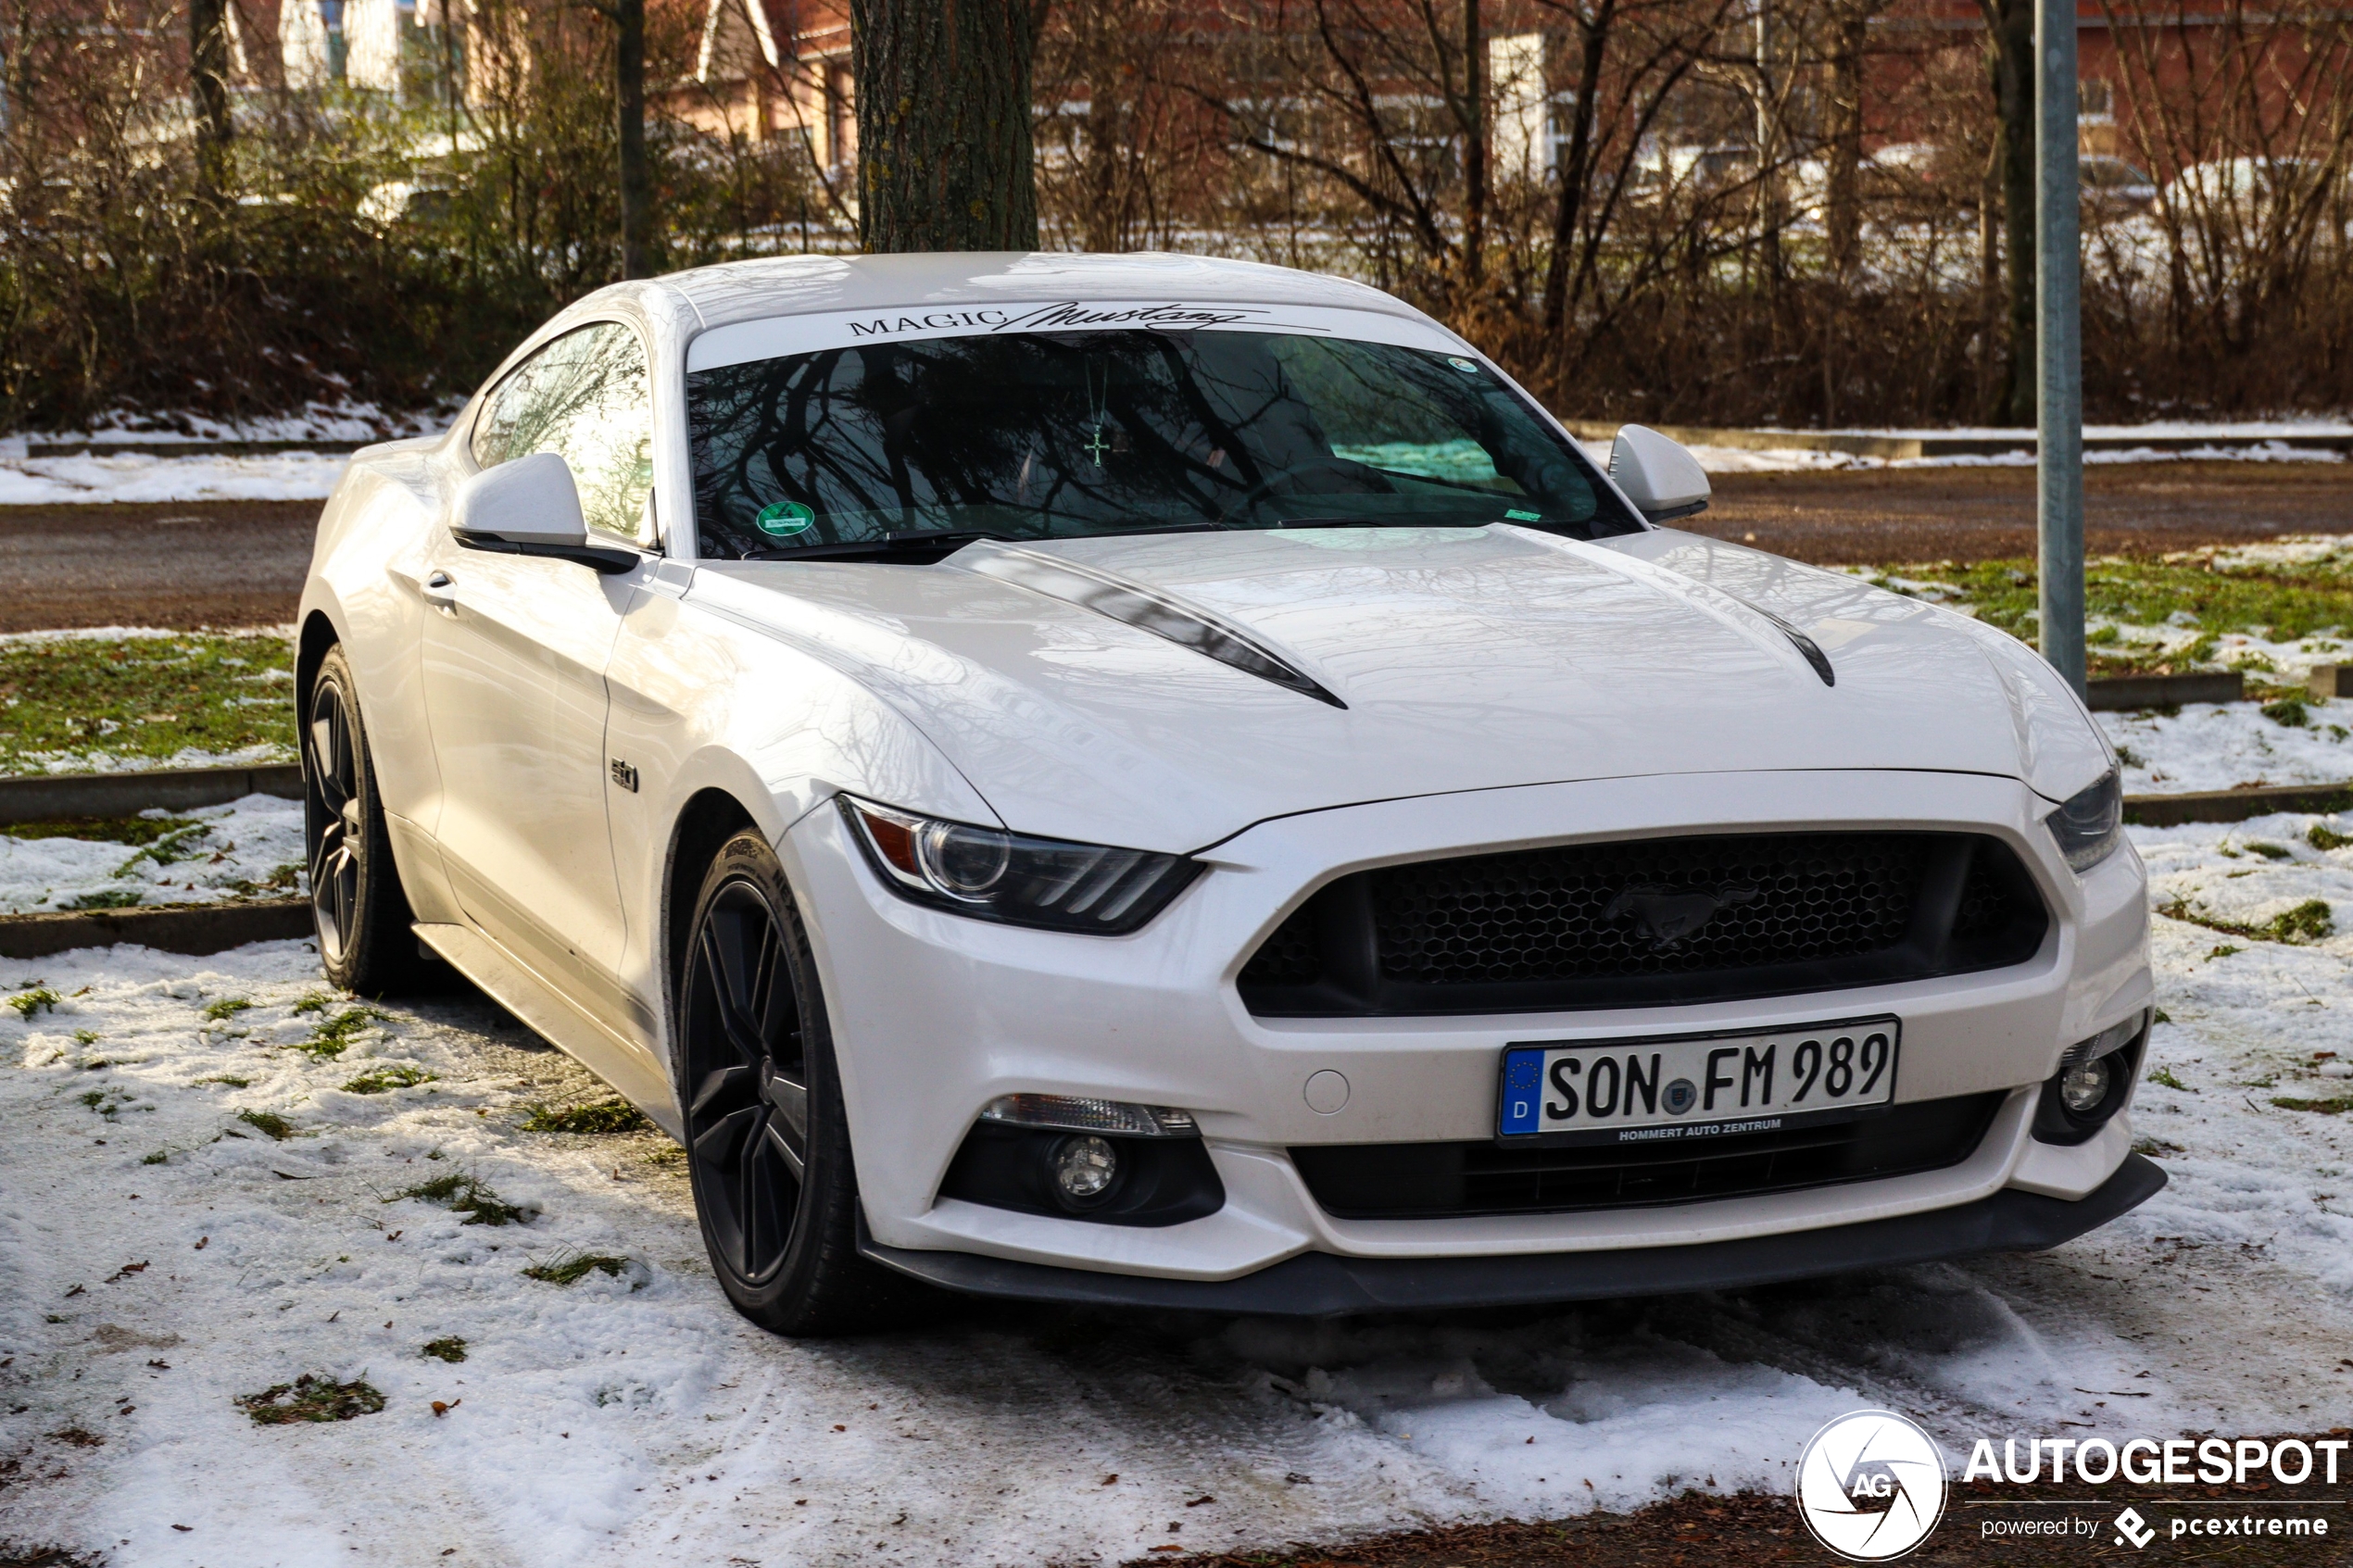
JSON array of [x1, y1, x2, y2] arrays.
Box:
[[690, 525, 2110, 853]]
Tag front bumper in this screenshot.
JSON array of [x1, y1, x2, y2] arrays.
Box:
[[858, 1154, 2169, 1314], [782, 768, 2153, 1285]]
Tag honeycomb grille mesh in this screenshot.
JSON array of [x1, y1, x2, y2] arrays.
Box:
[[1369, 833, 1926, 986]]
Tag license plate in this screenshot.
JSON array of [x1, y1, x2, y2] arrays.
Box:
[[1496, 1017, 1900, 1146]]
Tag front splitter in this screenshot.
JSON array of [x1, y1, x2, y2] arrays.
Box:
[[860, 1153, 2167, 1317]]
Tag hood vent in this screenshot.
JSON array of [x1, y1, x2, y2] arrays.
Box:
[[960, 545, 1346, 709], [1725, 595, 1835, 686]]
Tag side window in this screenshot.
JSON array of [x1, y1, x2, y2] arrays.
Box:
[[469, 321, 656, 543]]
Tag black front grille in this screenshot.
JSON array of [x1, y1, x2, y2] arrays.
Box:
[[1239, 831, 2047, 1016], [1290, 1092, 2005, 1219]]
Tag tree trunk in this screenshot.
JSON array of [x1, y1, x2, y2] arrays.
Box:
[[189, 0, 233, 196], [1824, 6, 1867, 280], [851, 0, 1042, 252], [616, 0, 653, 278], [1987, 0, 2035, 424], [1461, 0, 1484, 286]]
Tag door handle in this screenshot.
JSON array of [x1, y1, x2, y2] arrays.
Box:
[[422, 570, 458, 615]]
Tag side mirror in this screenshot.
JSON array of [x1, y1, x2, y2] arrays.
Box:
[[450, 451, 635, 572], [1608, 424, 1711, 522]]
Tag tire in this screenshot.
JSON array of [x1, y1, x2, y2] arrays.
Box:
[[304, 644, 423, 995], [676, 829, 924, 1336]]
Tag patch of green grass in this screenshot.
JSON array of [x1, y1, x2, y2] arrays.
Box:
[[341, 1063, 436, 1095], [71, 1028, 99, 1045], [79, 1089, 122, 1120], [2159, 897, 2334, 945], [420, 1336, 468, 1363], [2148, 1066, 2193, 1091], [236, 1108, 295, 1140], [2312, 824, 2353, 851], [2132, 1135, 2185, 1157], [291, 1006, 385, 1060], [387, 1172, 533, 1226], [2262, 696, 2311, 728], [522, 1251, 627, 1286], [520, 1099, 648, 1135], [234, 1374, 385, 1425], [8, 985, 61, 1018], [225, 862, 302, 897], [2273, 1095, 2353, 1113], [195, 1073, 250, 1088], [114, 821, 213, 874], [2207, 944, 2242, 960], [0, 632, 295, 775], [2, 815, 201, 845], [201, 997, 253, 1022], [60, 888, 143, 910], [1862, 555, 2353, 675], [140, 1148, 170, 1165], [2246, 842, 2294, 860]]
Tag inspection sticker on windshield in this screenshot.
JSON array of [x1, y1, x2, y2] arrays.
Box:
[[755, 500, 816, 536], [1497, 1017, 1899, 1145]]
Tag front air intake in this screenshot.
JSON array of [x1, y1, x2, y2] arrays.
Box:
[[1239, 831, 2047, 1017]]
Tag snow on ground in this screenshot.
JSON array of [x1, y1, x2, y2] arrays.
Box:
[[2102, 701, 2353, 795], [6, 403, 455, 451], [0, 452, 353, 506], [1675, 439, 2347, 474], [4, 820, 2353, 1564], [0, 796, 306, 915]]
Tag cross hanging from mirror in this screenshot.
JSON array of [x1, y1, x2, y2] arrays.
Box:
[[1085, 422, 1110, 467]]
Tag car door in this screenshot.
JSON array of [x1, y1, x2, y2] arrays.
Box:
[[420, 320, 657, 1017]]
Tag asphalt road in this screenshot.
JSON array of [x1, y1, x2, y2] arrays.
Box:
[[3, 462, 2349, 633]]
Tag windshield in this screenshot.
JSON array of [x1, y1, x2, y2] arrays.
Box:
[[686, 328, 1642, 558]]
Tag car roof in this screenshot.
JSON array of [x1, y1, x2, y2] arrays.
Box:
[[595, 251, 1432, 335]]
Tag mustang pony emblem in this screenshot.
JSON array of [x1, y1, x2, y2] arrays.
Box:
[[1604, 884, 1761, 949]]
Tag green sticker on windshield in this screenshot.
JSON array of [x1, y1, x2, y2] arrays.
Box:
[[1504, 508, 1542, 521], [755, 500, 816, 536]]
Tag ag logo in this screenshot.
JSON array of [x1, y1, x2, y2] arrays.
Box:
[[1794, 1410, 1949, 1561]]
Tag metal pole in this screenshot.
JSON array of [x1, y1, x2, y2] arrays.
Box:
[[2035, 0, 2085, 694]]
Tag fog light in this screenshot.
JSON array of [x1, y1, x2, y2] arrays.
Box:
[[2059, 1054, 2113, 1113], [1051, 1135, 1119, 1204]]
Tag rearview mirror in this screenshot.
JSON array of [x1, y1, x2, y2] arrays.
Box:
[[1608, 425, 1711, 522], [450, 451, 635, 572]]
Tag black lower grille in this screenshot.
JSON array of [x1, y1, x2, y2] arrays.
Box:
[[1239, 831, 2047, 1016], [1290, 1093, 2005, 1219]]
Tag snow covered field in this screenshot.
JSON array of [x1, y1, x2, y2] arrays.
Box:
[[0, 797, 305, 916], [0, 452, 355, 508], [4, 817, 2352, 1566]]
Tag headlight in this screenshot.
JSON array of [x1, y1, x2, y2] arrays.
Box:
[[2045, 770, 2123, 873], [840, 797, 1199, 934]]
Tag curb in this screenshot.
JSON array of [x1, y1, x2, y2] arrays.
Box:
[[2123, 783, 2353, 828], [0, 898, 311, 960], [2084, 671, 2246, 710], [0, 763, 303, 826]]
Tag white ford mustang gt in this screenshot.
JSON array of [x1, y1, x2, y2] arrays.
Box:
[[298, 252, 2161, 1334]]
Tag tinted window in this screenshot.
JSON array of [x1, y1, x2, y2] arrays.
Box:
[[686, 330, 1637, 558], [472, 321, 656, 542]]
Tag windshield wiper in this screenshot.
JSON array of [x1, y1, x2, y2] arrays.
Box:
[[745, 527, 1015, 561], [1271, 517, 1497, 530]]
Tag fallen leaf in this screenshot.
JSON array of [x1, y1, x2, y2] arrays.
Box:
[[832, 1424, 846, 1432], [147, 1359, 170, 1370], [431, 1399, 461, 1417], [62, 1285, 84, 1298], [1184, 1495, 1214, 1507], [105, 1261, 149, 1283], [193, 1236, 208, 1250], [1101, 1474, 1118, 1486], [171, 1524, 192, 1533]]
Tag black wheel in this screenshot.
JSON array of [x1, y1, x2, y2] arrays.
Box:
[[677, 829, 922, 1336], [305, 644, 422, 994]]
